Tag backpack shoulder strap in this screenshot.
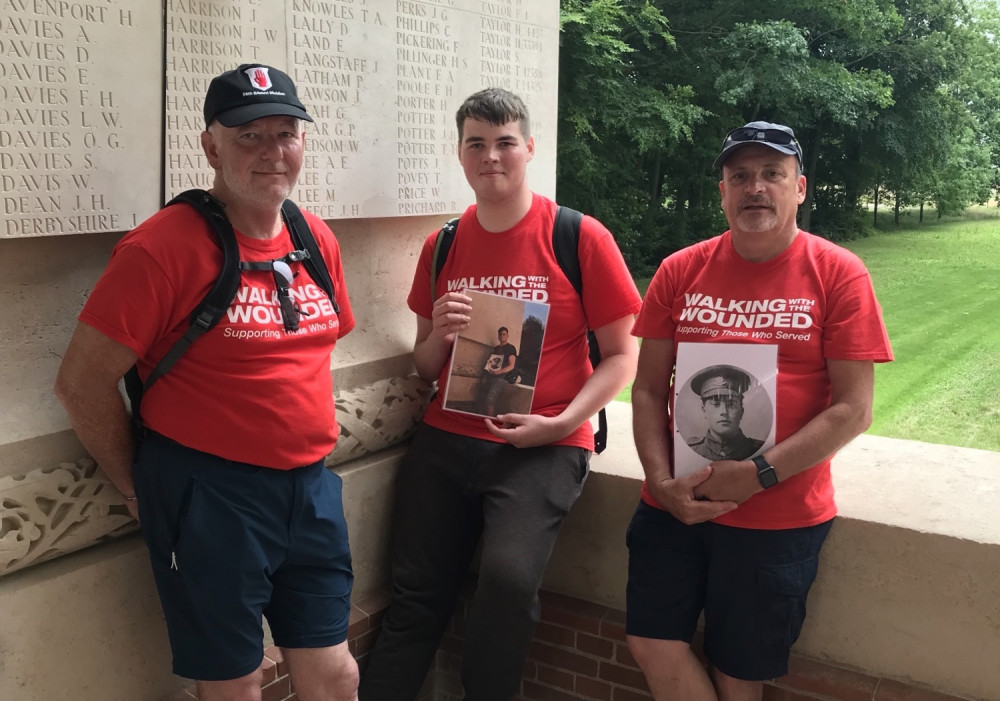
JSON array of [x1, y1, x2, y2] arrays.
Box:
[[125, 189, 242, 433], [150, 189, 243, 384], [551, 206, 585, 296], [430, 217, 460, 302], [282, 199, 339, 313], [551, 206, 608, 453]]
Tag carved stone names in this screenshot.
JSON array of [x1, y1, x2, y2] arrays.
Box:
[[0, 0, 160, 238], [164, 0, 285, 197], [289, 0, 376, 218], [162, 0, 559, 218]]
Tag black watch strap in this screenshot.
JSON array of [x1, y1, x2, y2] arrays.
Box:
[[752, 455, 779, 489]]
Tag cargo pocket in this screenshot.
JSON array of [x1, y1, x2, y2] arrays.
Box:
[[756, 555, 820, 652]]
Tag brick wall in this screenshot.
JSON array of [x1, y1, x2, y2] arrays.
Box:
[[163, 586, 973, 701]]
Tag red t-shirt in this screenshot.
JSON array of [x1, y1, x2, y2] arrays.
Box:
[[80, 203, 354, 469], [408, 194, 642, 450], [632, 230, 893, 529]]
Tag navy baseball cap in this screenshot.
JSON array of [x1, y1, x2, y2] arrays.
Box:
[[203, 64, 313, 128], [713, 121, 802, 170]]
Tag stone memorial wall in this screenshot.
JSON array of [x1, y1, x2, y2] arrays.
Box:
[[2, 0, 559, 237], [0, 0, 560, 580], [1, 0, 161, 237]]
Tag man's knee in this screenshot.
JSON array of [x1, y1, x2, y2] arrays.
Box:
[[710, 666, 763, 701], [627, 635, 691, 671], [284, 643, 359, 701], [195, 669, 264, 701]]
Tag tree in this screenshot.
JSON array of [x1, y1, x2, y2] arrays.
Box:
[[557, 0, 1000, 268], [557, 0, 706, 274]]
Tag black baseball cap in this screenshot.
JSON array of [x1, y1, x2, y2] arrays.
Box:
[[713, 121, 802, 170], [203, 64, 313, 128]]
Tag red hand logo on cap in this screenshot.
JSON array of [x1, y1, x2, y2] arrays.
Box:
[[253, 68, 267, 88]]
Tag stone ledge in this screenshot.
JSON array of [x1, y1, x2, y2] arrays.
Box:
[[544, 401, 999, 701]]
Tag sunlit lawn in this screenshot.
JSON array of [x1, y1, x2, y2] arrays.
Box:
[[615, 210, 1000, 452]]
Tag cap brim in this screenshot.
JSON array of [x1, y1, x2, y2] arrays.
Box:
[[214, 103, 313, 127], [713, 142, 798, 170]]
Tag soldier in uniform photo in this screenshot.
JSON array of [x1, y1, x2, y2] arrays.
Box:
[[686, 365, 765, 461]]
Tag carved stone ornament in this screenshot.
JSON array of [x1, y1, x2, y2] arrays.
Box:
[[0, 375, 431, 579]]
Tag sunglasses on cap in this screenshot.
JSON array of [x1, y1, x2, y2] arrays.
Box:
[[271, 260, 302, 332], [724, 126, 799, 147], [240, 251, 312, 332]]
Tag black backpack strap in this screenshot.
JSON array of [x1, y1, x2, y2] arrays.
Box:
[[552, 206, 607, 454], [552, 206, 584, 294], [282, 199, 339, 313], [430, 217, 460, 302], [125, 189, 242, 434]]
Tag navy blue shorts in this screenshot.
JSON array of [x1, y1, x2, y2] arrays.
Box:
[[625, 501, 832, 681], [134, 433, 354, 681]]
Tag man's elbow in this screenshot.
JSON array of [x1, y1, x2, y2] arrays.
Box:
[[53, 365, 76, 409], [845, 402, 874, 437], [54, 365, 96, 415]]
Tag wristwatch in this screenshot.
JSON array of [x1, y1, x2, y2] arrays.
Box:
[[752, 455, 779, 489]]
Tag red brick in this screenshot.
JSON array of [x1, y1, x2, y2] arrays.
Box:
[[612, 686, 653, 701], [353, 589, 392, 617], [534, 620, 576, 647], [575, 676, 613, 701], [528, 641, 600, 676], [160, 688, 197, 701], [259, 652, 279, 685], [535, 663, 575, 690], [598, 660, 650, 691], [614, 642, 638, 668], [353, 627, 380, 657], [261, 676, 292, 701], [779, 656, 879, 701], [540, 590, 609, 615], [762, 686, 819, 701], [577, 631, 614, 659], [263, 646, 288, 677], [523, 679, 580, 701], [540, 604, 603, 636], [873, 679, 970, 701], [599, 611, 627, 642], [348, 604, 371, 639]]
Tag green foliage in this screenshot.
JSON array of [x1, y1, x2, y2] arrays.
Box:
[[557, 0, 709, 273], [557, 0, 1000, 270], [808, 206, 874, 242]]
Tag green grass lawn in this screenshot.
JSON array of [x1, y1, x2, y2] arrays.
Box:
[[616, 211, 1000, 452], [846, 213, 1000, 451]]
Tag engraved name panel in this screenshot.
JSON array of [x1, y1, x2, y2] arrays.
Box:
[[164, 0, 559, 217], [1, 0, 161, 237]]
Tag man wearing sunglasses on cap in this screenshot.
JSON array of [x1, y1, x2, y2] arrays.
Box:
[[55, 64, 358, 701], [626, 121, 893, 701]]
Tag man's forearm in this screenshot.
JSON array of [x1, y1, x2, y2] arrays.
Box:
[[763, 359, 875, 480], [60, 388, 137, 497], [764, 400, 872, 480], [412, 333, 452, 382], [631, 385, 672, 483], [554, 350, 635, 434]]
